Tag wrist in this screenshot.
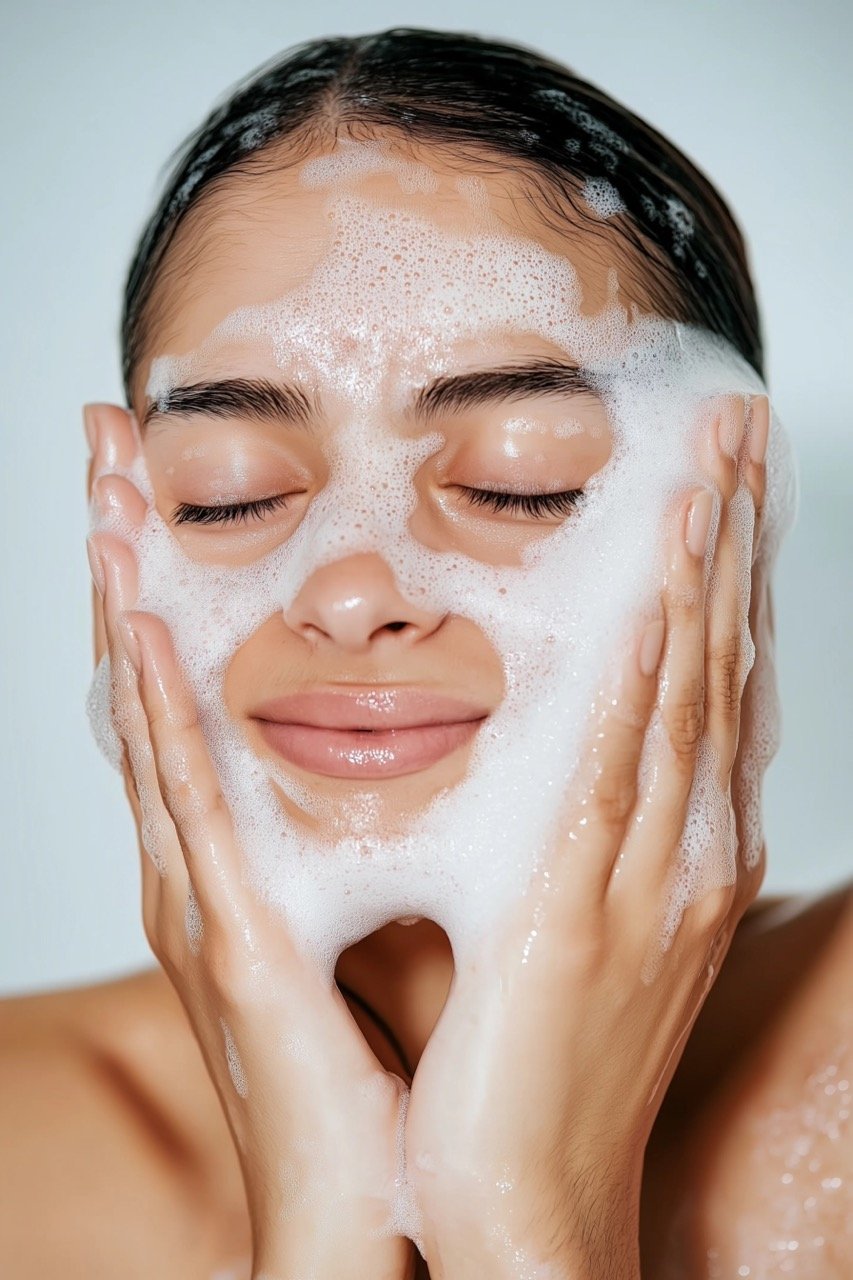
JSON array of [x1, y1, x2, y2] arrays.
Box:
[[251, 1196, 414, 1280], [420, 1169, 642, 1280], [253, 1229, 412, 1280], [425, 1231, 640, 1280]]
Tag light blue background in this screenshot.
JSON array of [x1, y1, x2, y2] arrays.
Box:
[[1, 0, 850, 995]]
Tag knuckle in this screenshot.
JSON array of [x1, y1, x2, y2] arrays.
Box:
[[161, 773, 228, 839], [146, 909, 177, 968], [709, 634, 741, 719], [666, 680, 705, 759], [692, 885, 736, 935], [202, 925, 250, 1004], [161, 776, 199, 825], [593, 765, 638, 831], [141, 910, 160, 958], [734, 859, 764, 913], [141, 887, 159, 947], [665, 582, 702, 621], [145, 703, 173, 742]]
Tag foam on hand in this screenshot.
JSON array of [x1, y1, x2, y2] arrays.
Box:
[[88, 168, 796, 980]]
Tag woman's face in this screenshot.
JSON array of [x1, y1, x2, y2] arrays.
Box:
[[96, 134, 782, 962], [133, 139, 639, 834]]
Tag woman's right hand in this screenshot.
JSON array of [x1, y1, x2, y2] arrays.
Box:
[[86, 415, 415, 1280]]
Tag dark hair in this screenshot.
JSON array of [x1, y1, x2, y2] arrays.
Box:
[[121, 27, 763, 405]]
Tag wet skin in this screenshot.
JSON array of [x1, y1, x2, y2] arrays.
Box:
[[2, 135, 850, 1278], [0, 889, 851, 1278]]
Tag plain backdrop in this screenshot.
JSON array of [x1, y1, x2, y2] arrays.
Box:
[[1, 0, 850, 996]]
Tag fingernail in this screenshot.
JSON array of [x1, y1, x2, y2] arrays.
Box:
[[86, 538, 105, 597], [718, 400, 744, 460], [638, 619, 665, 677], [82, 404, 98, 453], [686, 490, 714, 558], [118, 614, 142, 675], [749, 402, 770, 465]]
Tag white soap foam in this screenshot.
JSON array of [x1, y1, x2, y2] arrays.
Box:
[[300, 136, 440, 195], [89, 186, 795, 1001], [221, 1018, 249, 1097], [582, 177, 626, 219]]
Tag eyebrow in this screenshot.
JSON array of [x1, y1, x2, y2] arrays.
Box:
[[411, 358, 597, 421], [142, 377, 314, 431], [141, 358, 597, 432]]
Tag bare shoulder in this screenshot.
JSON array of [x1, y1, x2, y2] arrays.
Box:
[[0, 969, 250, 1279], [645, 882, 853, 1276]]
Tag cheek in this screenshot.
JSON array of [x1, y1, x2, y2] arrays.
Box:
[[222, 614, 293, 715], [405, 496, 531, 568]]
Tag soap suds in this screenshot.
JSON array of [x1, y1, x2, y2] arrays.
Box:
[[90, 181, 795, 986], [88, 152, 796, 1245], [221, 1018, 248, 1097], [582, 177, 626, 219]]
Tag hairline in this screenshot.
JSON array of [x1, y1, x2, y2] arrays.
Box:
[[128, 123, 688, 414]]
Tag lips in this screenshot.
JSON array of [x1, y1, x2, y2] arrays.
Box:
[[251, 688, 488, 780]]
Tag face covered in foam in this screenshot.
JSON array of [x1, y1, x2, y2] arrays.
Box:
[[89, 140, 796, 976]]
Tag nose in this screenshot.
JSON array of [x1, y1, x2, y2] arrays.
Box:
[[284, 554, 445, 653]]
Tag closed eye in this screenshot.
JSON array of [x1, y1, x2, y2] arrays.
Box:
[[171, 494, 292, 525], [171, 486, 584, 526], [458, 486, 584, 518]]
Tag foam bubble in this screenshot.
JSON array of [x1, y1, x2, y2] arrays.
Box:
[[89, 181, 795, 980], [221, 1018, 248, 1097], [300, 136, 439, 195], [86, 654, 122, 768], [582, 177, 626, 219]]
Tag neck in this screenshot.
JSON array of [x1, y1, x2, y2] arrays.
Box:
[[335, 918, 454, 1079]]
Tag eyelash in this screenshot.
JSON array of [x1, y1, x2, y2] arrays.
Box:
[[457, 486, 585, 518], [171, 486, 585, 526], [172, 494, 291, 525]]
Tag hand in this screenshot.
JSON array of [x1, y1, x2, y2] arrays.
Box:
[[404, 394, 770, 1280], [85, 406, 415, 1280]]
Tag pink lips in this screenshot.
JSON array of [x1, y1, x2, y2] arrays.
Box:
[[252, 688, 488, 780]]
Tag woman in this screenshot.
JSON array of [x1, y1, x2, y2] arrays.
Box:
[[2, 27, 850, 1280]]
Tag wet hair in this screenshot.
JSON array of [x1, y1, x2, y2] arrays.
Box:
[[121, 27, 764, 405]]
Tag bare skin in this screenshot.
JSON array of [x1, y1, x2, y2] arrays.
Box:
[[2, 135, 850, 1277], [1, 890, 851, 1278]]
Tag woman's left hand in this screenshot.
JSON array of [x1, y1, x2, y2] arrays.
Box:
[[405, 394, 770, 1280]]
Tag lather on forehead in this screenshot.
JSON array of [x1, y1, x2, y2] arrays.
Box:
[[136, 136, 659, 410], [89, 138, 794, 979]]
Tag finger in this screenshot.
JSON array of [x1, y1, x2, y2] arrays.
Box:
[[703, 398, 750, 783], [90, 473, 149, 668], [90, 533, 181, 934], [550, 610, 664, 908], [730, 568, 774, 881], [92, 473, 149, 528], [118, 609, 247, 930], [707, 394, 743, 503], [744, 394, 770, 562], [624, 487, 712, 889], [662, 488, 712, 769], [84, 402, 140, 496]]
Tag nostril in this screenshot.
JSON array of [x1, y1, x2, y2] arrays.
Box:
[[384, 621, 409, 633]]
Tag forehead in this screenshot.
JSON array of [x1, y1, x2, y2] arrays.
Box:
[[142, 137, 651, 394]]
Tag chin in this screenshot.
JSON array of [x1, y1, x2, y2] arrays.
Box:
[[264, 745, 474, 841]]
